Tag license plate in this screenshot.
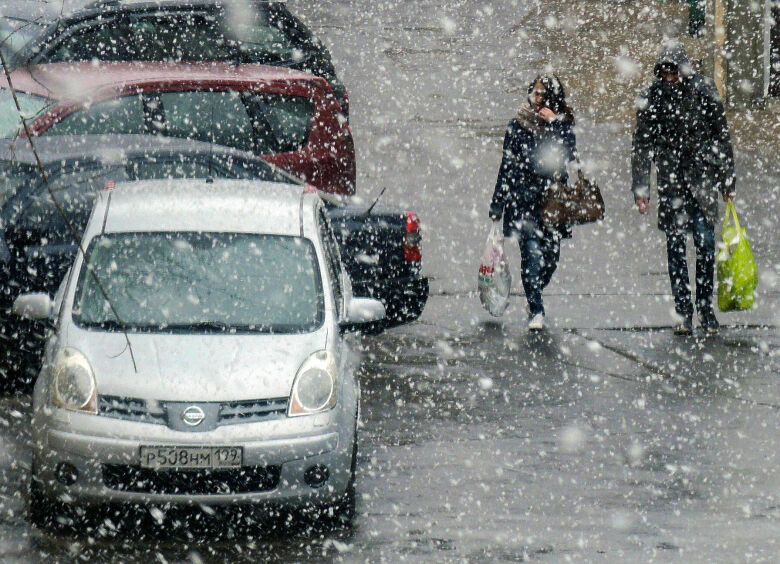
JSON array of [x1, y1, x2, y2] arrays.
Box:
[[140, 446, 243, 469]]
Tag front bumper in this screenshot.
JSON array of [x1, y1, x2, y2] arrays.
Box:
[[32, 408, 354, 508]]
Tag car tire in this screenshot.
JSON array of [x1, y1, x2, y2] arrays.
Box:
[[29, 476, 79, 530], [29, 478, 52, 529]]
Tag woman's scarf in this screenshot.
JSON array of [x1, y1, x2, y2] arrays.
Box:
[[516, 103, 545, 135]]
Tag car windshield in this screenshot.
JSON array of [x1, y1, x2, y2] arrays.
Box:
[[1, 150, 298, 213], [0, 89, 50, 138], [43, 8, 306, 65], [73, 232, 324, 333], [128, 153, 301, 184], [0, 17, 45, 62], [43, 91, 315, 154]]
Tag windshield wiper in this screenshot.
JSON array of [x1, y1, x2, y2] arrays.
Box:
[[75, 318, 129, 331], [77, 319, 301, 333], [159, 321, 236, 332]]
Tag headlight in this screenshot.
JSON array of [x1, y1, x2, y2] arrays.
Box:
[[288, 350, 337, 417], [52, 348, 97, 414]]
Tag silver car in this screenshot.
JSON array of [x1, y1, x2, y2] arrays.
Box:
[[15, 179, 384, 526]]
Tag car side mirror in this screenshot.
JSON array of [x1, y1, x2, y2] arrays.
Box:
[[12, 293, 54, 321], [340, 297, 385, 332]]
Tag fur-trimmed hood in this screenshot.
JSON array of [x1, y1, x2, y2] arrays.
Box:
[[653, 41, 694, 78]]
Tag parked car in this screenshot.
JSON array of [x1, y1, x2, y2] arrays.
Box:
[[0, 134, 428, 390], [0, 0, 349, 117], [14, 179, 383, 526], [0, 61, 355, 194]]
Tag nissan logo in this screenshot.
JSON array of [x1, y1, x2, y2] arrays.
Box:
[[181, 406, 206, 427]]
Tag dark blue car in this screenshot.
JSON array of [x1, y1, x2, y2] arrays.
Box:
[[0, 135, 427, 390]]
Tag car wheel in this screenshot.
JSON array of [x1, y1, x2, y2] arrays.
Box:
[[29, 478, 52, 529], [29, 476, 79, 530]]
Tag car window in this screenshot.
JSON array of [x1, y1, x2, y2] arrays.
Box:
[[127, 154, 300, 184], [74, 232, 324, 333], [0, 17, 46, 62], [159, 91, 255, 152], [39, 90, 311, 156], [127, 157, 217, 181], [128, 13, 234, 61], [244, 93, 314, 153], [228, 7, 300, 62], [44, 17, 131, 62], [14, 166, 129, 246], [0, 89, 50, 138], [212, 154, 302, 183], [40, 8, 305, 66], [0, 160, 36, 208], [45, 96, 148, 136], [318, 208, 344, 314]]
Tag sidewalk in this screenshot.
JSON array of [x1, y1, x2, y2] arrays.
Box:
[[414, 290, 780, 333]]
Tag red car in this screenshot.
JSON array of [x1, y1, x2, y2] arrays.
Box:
[[0, 62, 355, 194]]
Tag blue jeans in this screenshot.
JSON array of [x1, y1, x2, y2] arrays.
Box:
[[665, 207, 715, 318], [520, 230, 560, 316]]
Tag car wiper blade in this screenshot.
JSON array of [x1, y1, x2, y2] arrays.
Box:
[[76, 318, 128, 331], [160, 321, 236, 332], [159, 321, 282, 333], [77, 319, 301, 333]]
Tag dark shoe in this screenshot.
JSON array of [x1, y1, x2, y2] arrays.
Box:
[[673, 317, 693, 336], [699, 308, 720, 334]]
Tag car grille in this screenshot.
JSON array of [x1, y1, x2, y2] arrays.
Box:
[[218, 398, 289, 425], [99, 395, 167, 425], [97, 396, 288, 426], [102, 464, 281, 495]]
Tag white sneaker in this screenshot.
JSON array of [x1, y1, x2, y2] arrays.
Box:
[[528, 313, 545, 331]]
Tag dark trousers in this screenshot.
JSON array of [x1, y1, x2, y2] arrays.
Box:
[[520, 230, 560, 316], [665, 207, 715, 318]]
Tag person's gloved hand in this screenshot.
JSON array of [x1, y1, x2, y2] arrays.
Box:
[[636, 198, 649, 215]]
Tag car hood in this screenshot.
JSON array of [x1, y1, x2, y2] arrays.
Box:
[[63, 327, 329, 402]]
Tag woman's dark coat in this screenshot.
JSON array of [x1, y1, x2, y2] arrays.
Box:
[[489, 114, 577, 239], [631, 45, 735, 232]]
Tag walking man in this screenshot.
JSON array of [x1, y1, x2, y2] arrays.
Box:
[[632, 41, 735, 335]]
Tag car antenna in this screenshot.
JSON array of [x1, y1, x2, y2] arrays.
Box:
[[365, 186, 387, 216], [0, 50, 138, 372], [206, 100, 215, 183]]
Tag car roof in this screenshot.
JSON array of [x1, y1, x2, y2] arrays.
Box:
[[98, 179, 313, 236], [2, 61, 327, 99], [0, 134, 299, 171], [1, 1, 279, 24]]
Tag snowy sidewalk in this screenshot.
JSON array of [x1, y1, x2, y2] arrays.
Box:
[[415, 291, 780, 333]]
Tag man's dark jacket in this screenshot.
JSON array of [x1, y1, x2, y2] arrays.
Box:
[[632, 44, 735, 232]]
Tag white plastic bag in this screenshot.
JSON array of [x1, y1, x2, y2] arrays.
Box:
[[478, 222, 511, 316]]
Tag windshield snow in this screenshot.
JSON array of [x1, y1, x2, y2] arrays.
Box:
[[73, 232, 324, 333]]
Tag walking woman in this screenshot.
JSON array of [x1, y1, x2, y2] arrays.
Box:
[[489, 74, 577, 330]]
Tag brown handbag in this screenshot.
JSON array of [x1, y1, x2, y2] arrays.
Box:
[[541, 166, 605, 226]]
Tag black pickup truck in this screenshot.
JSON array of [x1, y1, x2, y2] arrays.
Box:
[[0, 135, 428, 389]]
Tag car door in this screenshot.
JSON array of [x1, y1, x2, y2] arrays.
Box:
[[245, 89, 355, 194]]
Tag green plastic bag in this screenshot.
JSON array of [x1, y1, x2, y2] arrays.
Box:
[[717, 201, 757, 311]]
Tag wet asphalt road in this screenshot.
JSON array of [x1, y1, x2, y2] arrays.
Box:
[[1, 0, 780, 561], [1, 316, 778, 562]]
